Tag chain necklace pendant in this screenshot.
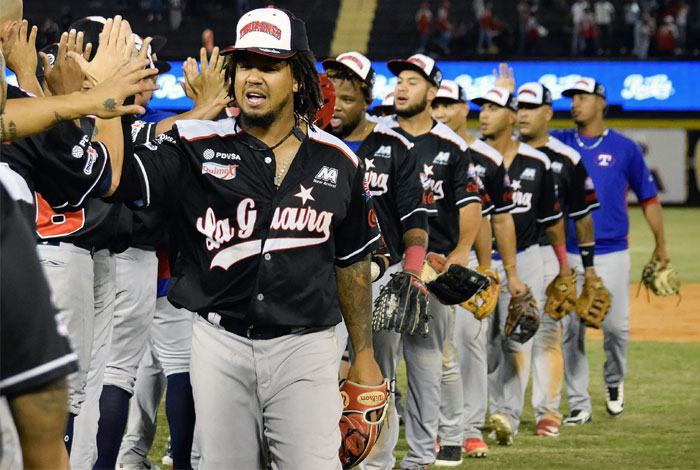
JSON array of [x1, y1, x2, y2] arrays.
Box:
[[575, 128, 609, 150]]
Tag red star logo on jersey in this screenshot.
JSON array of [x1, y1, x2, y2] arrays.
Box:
[[294, 184, 315, 206]]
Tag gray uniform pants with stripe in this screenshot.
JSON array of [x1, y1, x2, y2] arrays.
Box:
[[362, 263, 451, 469], [487, 245, 544, 432], [561, 250, 630, 413]]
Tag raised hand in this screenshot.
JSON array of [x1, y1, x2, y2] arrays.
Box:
[[41, 29, 93, 96], [68, 16, 136, 87], [83, 58, 159, 118], [184, 47, 228, 108], [5, 20, 41, 96], [493, 62, 515, 93]]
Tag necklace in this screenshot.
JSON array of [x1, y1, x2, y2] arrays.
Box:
[[575, 128, 608, 150], [273, 146, 296, 188]]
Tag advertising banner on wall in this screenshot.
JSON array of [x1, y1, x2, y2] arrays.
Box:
[[618, 129, 687, 204]]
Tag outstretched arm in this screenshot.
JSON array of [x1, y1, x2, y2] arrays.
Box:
[[335, 256, 383, 386]]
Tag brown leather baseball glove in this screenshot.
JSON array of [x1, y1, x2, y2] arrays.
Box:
[[338, 379, 390, 469], [504, 286, 539, 343], [576, 274, 611, 329], [544, 271, 578, 321], [463, 266, 500, 320]]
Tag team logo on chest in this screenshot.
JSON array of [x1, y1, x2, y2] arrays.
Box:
[[509, 179, 533, 213], [520, 168, 536, 180], [596, 153, 615, 167], [314, 166, 338, 188], [374, 146, 392, 158], [433, 151, 450, 165]]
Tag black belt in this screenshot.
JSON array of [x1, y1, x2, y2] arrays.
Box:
[[38, 240, 96, 255], [200, 312, 305, 340]]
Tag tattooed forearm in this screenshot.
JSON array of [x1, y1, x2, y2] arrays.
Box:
[[335, 255, 373, 354], [0, 114, 18, 141], [403, 227, 428, 249], [103, 98, 116, 111]]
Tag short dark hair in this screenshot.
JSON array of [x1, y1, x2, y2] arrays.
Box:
[[325, 67, 373, 105], [225, 50, 323, 125]]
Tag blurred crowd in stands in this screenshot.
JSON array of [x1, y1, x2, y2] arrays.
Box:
[[417, 0, 697, 58], [28, 0, 698, 61]]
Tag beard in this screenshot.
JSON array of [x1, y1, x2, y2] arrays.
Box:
[[330, 113, 363, 140], [395, 96, 427, 118], [238, 93, 291, 129]]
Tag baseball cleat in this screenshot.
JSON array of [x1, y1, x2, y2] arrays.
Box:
[[116, 460, 160, 470], [563, 409, 592, 425], [488, 413, 514, 446], [435, 445, 463, 466], [161, 436, 173, 466], [606, 382, 624, 416], [535, 418, 560, 437], [464, 437, 489, 457]]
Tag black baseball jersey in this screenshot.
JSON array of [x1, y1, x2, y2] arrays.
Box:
[[354, 121, 428, 264], [383, 116, 481, 256], [504, 141, 562, 250], [539, 136, 599, 220], [110, 118, 381, 328], [35, 117, 158, 251], [0, 164, 78, 397], [468, 139, 515, 214], [1, 86, 111, 221], [476, 174, 495, 215]]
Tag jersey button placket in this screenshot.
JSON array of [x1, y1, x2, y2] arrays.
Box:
[[264, 253, 271, 261], [256, 293, 264, 301]]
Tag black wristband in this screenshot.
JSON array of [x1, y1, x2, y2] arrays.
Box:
[[579, 243, 595, 269]]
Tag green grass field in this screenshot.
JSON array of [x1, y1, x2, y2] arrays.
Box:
[[146, 207, 700, 469]]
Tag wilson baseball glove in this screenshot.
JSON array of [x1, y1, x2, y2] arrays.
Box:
[[339, 379, 390, 469], [372, 271, 431, 337], [640, 259, 681, 298], [544, 271, 578, 321], [420, 253, 491, 305], [463, 266, 500, 320], [576, 274, 611, 329], [504, 287, 539, 343]]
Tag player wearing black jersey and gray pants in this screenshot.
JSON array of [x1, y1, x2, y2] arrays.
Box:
[[102, 9, 384, 468], [322, 51, 430, 470], [473, 87, 566, 446], [516, 81, 600, 436], [365, 55, 482, 470], [431, 80, 517, 460]]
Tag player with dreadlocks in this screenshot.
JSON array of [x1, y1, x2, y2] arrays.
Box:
[[102, 7, 385, 468]]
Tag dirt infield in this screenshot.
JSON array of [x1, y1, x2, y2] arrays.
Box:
[[585, 283, 700, 343]]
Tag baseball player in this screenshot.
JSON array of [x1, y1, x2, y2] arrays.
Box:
[[366, 54, 482, 470], [430, 79, 522, 460], [551, 78, 669, 423], [320, 51, 429, 468], [103, 7, 384, 468], [321, 51, 428, 337], [94, 41, 226, 470], [516, 80, 600, 437], [472, 86, 566, 446], [0, 160, 78, 469]]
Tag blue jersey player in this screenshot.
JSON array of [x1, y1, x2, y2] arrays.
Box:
[[551, 77, 669, 424]]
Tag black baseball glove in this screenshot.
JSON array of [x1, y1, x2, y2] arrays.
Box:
[[372, 272, 431, 337]]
